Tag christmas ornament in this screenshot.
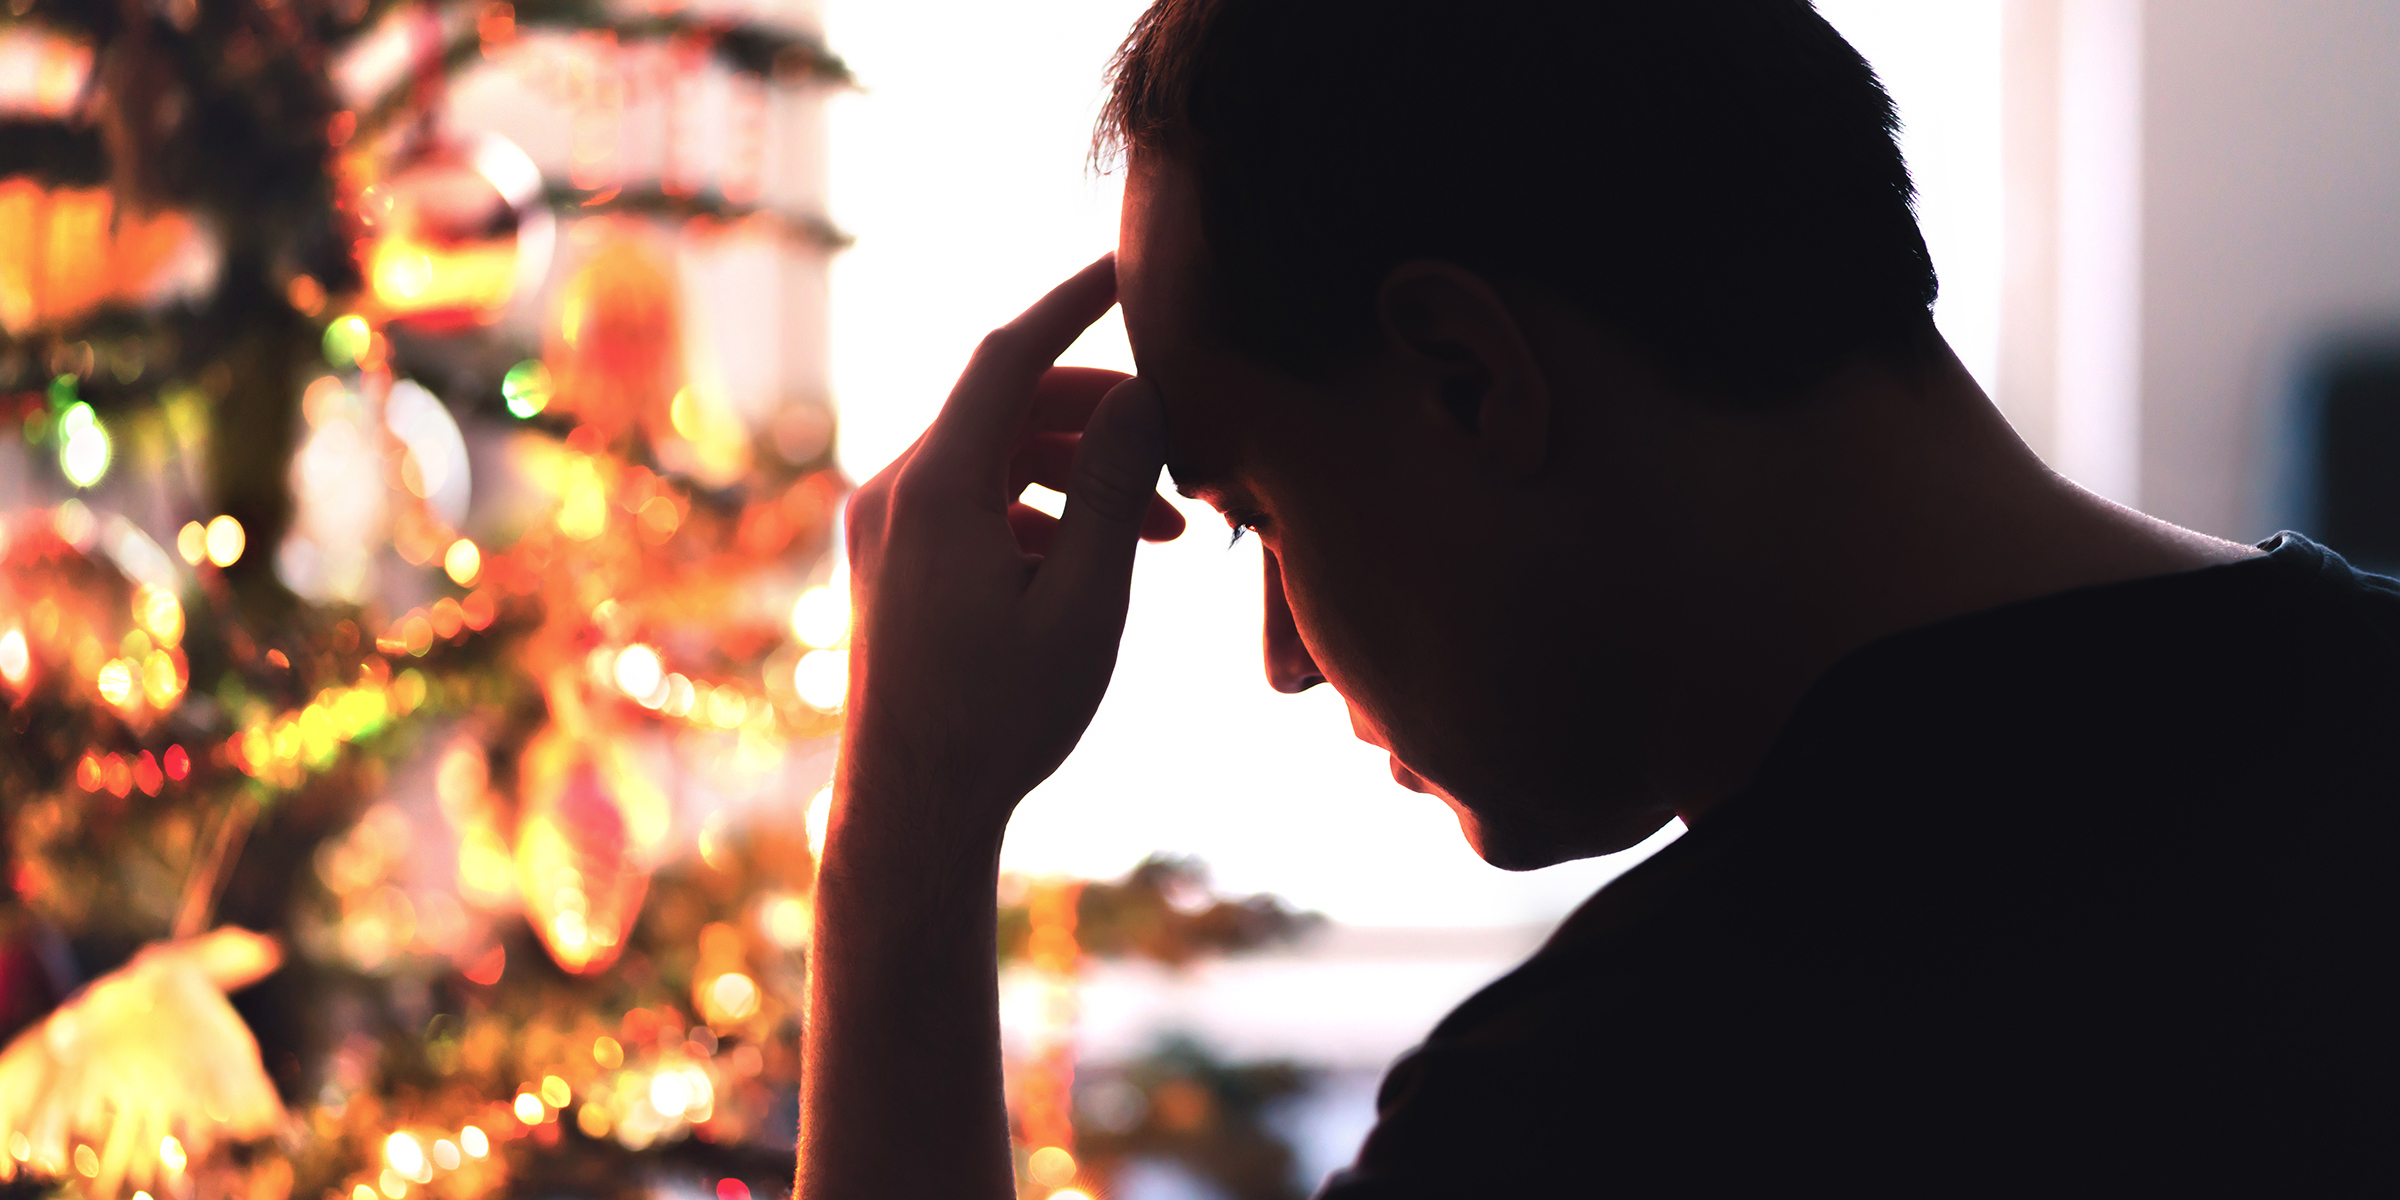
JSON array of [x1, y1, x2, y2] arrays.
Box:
[[514, 728, 663, 975], [0, 928, 286, 1196], [358, 131, 552, 332], [544, 234, 684, 444]]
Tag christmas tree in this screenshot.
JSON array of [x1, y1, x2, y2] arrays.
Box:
[[0, 1, 1319, 1199]]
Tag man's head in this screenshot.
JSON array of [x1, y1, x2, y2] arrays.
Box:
[[1103, 0, 1942, 866]]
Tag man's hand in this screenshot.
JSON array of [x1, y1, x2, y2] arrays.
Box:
[[801, 255, 1182, 1200], [839, 253, 1183, 848]]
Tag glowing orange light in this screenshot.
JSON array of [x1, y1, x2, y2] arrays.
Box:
[[0, 180, 196, 334], [512, 1093, 544, 1125]]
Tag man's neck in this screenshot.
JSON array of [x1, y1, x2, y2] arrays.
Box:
[[1612, 340, 2254, 820]]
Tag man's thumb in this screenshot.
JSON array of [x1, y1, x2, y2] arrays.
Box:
[[1040, 377, 1168, 599]]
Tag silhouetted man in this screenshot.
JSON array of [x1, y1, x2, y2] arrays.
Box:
[[800, 1, 2400, 1193]]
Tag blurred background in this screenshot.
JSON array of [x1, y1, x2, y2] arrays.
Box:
[[1, 0, 2396, 1198]]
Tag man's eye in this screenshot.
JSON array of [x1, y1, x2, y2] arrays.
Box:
[[1223, 510, 1267, 547]]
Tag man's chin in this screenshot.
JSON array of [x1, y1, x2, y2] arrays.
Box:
[[1446, 794, 1681, 872]]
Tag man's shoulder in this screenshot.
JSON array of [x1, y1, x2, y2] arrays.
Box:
[[1317, 535, 2400, 1196]]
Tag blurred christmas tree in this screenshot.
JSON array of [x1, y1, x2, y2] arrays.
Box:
[[0, 2, 1325, 1199]]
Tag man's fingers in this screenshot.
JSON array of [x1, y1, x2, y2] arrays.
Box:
[[914, 256, 1120, 501], [1036, 377, 1169, 611], [1010, 433, 1187, 544]]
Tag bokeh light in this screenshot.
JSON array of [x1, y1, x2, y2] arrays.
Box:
[[1027, 1146, 1076, 1187], [175, 520, 206, 564], [382, 1133, 422, 1179], [793, 647, 846, 711], [0, 629, 28, 687], [323, 314, 372, 367], [613, 644, 663, 704], [789, 585, 850, 649], [205, 515, 245, 567], [443, 538, 481, 586], [502, 360, 553, 418], [57, 401, 110, 487]]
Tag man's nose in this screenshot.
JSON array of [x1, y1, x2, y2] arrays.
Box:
[[1263, 550, 1325, 694]]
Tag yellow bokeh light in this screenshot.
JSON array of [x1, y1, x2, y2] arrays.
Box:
[[204, 514, 245, 567], [649, 1071, 692, 1119], [443, 538, 482, 586], [158, 1136, 186, 1172], [136, 585, 184, 647], [793, 647, 847, 712], [613, 644, 664, 703], [575, 1103, 611, 1139], [142, 649, 183, 709], [384, 1133, 424, 1179], [96, 657, 135, 708], [432, 1140, 459, 1172], [1027, 1146, 1077, 1187], [354, 1185, 375, 1200], [593, 1035, 624, 1069], [379, 1168, 407, 1198], [460, 1127, 488, 1158], [0, 629, 28, 686], [540, 1075, 572, 1109], [176, 520, 206, 564], [708, 971, 760, 1022], [1049, 1191, 1094, 1200], [513, 1092, 545, 1125], [6, 1131, 26, 1161], [805, 783, 831, 860], [73, 1144, 97, 1177], [789, 585, 849, 649], [760, 893, 811, 950]]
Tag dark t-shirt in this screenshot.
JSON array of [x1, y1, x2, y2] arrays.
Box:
[[1319, 533, 2400, 1195]]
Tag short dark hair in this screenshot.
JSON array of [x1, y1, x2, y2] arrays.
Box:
[[1100, 0, 1939, 396]]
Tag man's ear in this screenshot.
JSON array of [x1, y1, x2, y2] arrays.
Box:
[[1375, 261, 1551, 481]]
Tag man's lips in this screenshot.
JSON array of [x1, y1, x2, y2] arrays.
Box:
[[1387, 752, 1433, 794]]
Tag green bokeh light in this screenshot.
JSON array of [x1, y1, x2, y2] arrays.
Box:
[[323, 314, 372, 368], [502, 359, 554, 419]]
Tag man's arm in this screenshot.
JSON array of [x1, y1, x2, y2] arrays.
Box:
[[798, 256, 1178, 1199]]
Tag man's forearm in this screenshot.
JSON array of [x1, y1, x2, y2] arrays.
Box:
[[798, 789, 1016, 1200]]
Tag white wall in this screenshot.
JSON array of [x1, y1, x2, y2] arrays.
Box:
[[2138, 0, 2400, 539]]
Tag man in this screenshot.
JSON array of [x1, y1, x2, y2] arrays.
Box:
[[802, 0, 2400, 1193]]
